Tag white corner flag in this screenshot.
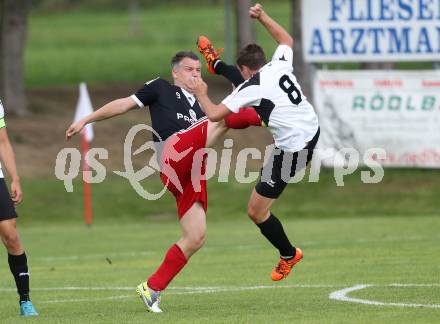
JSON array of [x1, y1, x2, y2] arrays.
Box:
[[74, 82, 94, 225], [74, 82, 94, 142]]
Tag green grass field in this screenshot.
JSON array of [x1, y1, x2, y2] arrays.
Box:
[[0, 171, 439, 323], [26, 0, 432, 88], [16, 1, 440, 322], [26, 1, 291, 87]]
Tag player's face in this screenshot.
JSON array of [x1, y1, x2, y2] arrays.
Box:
[[239, 65, 254, 80], [172, 58, 202, 92]]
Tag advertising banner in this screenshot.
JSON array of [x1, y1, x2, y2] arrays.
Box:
[[314, 70, 440, 168], [302, 0, 440, 62]]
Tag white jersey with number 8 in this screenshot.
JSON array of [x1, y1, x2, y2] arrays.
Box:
[[222, 45, 319, 152]]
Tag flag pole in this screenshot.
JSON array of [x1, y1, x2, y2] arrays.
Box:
[[74, 82, 94, 226], [82, 129, 92, 226]]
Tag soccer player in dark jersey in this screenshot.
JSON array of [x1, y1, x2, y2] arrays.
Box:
[[66, 51, 261, 313], [0, 100, 38, 316], [191, 3, 320, 283]]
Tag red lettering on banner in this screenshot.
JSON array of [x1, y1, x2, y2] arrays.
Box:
[[398, 150, 440, 166], [422, 80, 440, 88], [374, 80, 403, 87], [372, 152, 395, 163], [319, 80, 353, 88], [372, 150, 440, 167]]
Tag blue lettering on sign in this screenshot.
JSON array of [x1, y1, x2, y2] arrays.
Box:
[[416, 27, 433, 53], [349, 0, 366, 21], [418, 0, 434, 20], [367, 28, 385, 53], [309, 29, 326, 54], [398, 0, 414, 20], [388, 27, 411, 53], [330, 0, 345, 22], [352, 28, 367, 54], [330, 28, 347, 54], [308, 0, 440, 59], [327, 0, 439, 22], [438, 27, 440, 52], [379, 0, 394, 21], [438, 0, 440, 19], [366, 0, 374, 21]]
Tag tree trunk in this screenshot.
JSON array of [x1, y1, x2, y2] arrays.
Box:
[[129, 0, 142, 36], [291, 0, 314, 101], [235, 0, 255, 56], [0, 0, 29, 116], [361, 62, 395, 69]]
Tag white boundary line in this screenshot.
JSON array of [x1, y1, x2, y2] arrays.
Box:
[[0, 284, 336, 304], [1, 283, 439, 308], [329, 284, 440, 309], [38, 285, 337, 304]]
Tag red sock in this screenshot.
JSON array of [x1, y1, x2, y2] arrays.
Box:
[[147, 244, 188, 291], [224, 107, 262, 129]]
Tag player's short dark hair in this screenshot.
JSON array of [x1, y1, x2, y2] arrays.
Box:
[[171, 51, 199, 69], [236, 43, 267, 70]]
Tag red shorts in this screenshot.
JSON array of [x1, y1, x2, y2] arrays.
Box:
[[160, 118, 209, 219]]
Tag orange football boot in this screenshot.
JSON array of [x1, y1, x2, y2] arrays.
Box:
[[197, 35, 223, 74], [271, 248, 303, 281]]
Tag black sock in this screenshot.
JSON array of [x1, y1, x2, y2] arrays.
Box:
[[8, 253, 30, 302], [257, 213, 296, 258], [213, 60, 245, 87]]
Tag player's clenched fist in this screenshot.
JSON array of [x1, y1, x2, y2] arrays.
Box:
[[249, 3, 263, 19], [189, 76, 208, 98]]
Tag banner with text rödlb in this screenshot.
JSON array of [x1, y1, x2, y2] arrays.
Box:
[[314, 70, 440, 168]]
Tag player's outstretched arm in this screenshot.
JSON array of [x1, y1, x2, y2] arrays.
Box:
[[250, 3, 293, 48], [0, 128, 22, 204], [66, 97, 137, 140], [190, 77, 231, 122]]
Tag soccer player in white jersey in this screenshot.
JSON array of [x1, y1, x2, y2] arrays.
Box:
[[0, 99, 38, 316], [191, 3, 320, 281]]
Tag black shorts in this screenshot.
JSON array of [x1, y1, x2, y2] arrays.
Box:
[[255, 128, 320, 199], [0, 178, 17, 221]]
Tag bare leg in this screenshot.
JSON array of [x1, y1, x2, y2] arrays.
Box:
[[0, 219, 24, 255], [205, 120, 228, 148], [247, 189, 276, 224], [146, 202, 206, 293], [1, 219, 32, 305], [176, 202, 207, 259]]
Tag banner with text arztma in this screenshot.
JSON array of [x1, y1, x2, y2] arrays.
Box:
[[314, 70, 440, 168], [302, 0, 440, 62]]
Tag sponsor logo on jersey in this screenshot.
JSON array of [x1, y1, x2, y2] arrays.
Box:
[[176, 92, 181, 99], [189, 109, 197, 121], [177, 113, 197, 124]]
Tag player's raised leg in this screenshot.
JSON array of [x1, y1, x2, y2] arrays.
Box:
[[197, 35, 244, 87], [205, 120, 228, 148], [205, 113, 262, 148], [197, 36, 222, 75]]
